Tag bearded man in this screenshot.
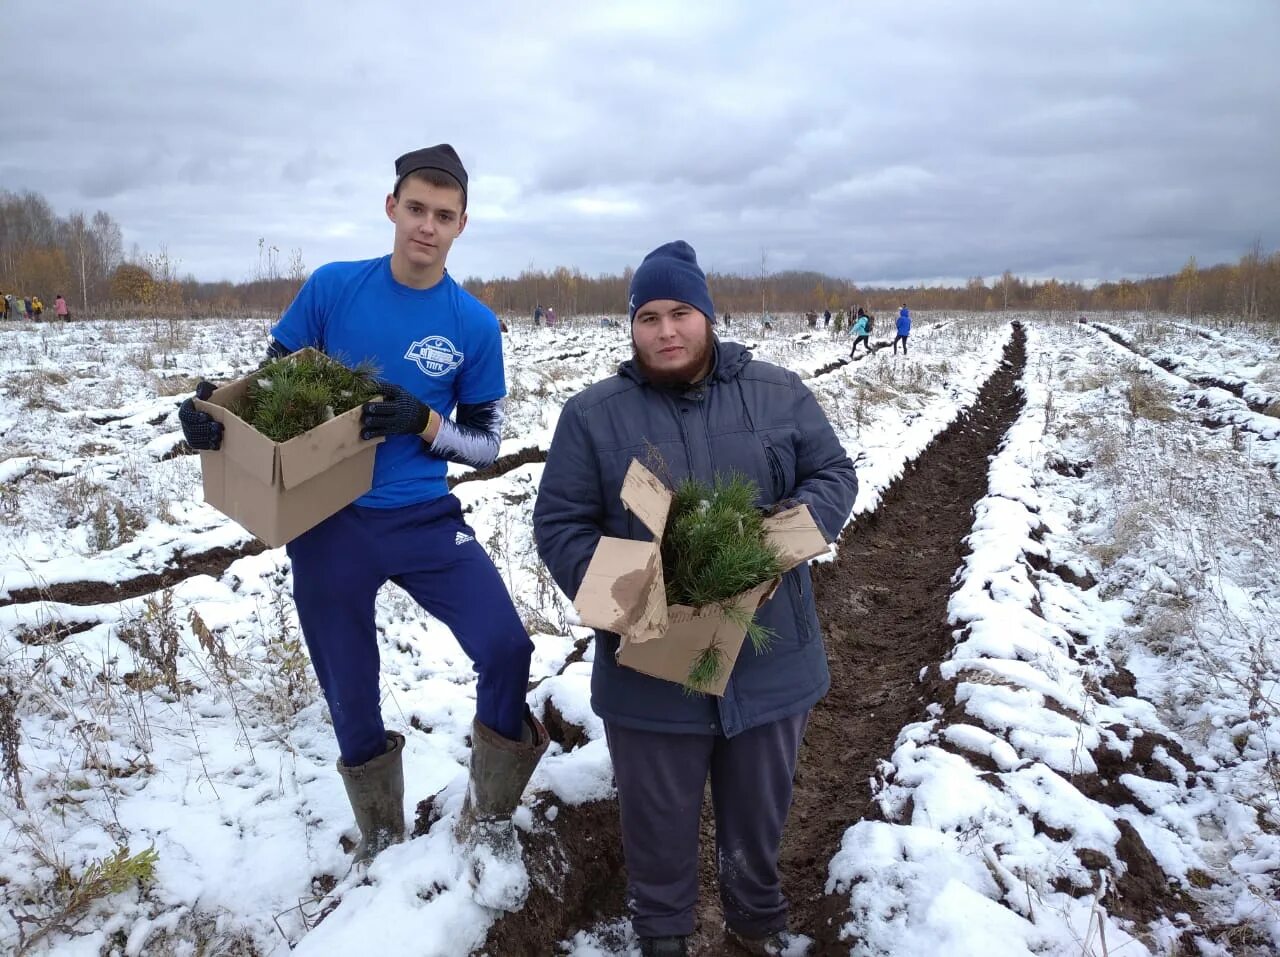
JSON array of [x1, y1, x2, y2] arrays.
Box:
[[532, 240, 858, 956]]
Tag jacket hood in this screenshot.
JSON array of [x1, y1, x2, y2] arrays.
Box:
[[618, 337, 754, 386]]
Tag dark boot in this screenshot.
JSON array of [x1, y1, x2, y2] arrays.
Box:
[[727, 927, 810, 956], [336, 731, 406, 863], [639, 936, 690, 957], [455, 707, 550, 908]]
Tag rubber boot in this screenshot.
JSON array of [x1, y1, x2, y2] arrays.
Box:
[[455, 707, 550, 908], [726, 927, 810, 956], [336, 731, 406, 863]]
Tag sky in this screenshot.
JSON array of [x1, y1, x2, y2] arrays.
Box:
[[5, 0, 1279, 286]]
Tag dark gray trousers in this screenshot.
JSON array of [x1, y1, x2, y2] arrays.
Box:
[[604, 711, 808, 939]]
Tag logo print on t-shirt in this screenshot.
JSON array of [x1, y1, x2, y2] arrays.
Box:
[[405, 335, 464, 377]]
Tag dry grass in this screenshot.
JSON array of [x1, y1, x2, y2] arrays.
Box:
[[1066, 371, 1108, 392], [152, 374, 200, 397], [6, 371, 70, 411], [1085, 503, 1150, 567], [1122, 371, 1177, 422]]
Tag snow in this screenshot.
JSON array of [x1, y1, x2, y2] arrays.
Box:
[[2, 312, 1277, 954]]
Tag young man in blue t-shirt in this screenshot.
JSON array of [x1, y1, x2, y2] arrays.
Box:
[[178, 145, 548, 888]]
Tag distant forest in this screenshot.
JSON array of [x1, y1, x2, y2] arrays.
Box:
[[2, 188, 1277, 321]]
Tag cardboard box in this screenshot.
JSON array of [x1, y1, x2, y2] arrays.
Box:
[[193, 348, 384, 547], [574, 460, 830, 695]]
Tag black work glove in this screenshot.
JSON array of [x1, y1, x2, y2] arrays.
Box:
[[178, 381, 223, 451], [361, 381, 433, 440], [761, 498, 803, 518]]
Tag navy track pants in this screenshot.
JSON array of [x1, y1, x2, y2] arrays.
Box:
[[286, 494, 532, 766], [604, 712, 808, 939]]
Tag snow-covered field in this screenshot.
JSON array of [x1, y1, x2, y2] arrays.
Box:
[[1, 313, 1277, 955]]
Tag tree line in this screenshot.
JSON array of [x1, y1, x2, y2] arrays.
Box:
[[2, 187, 1276, 321], [462, 245, 1280, 322], [0, 190, 306, 317]]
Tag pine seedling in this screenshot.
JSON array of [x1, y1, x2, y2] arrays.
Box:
[[662, 474, 784, 608], [233, 353, 380, 443], [720, 602, 774, 655], [662, 473, 785, 692], [685, 643, 725, 695]]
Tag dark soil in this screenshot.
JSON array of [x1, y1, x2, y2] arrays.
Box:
[[0, 541, 266, 609], [448, 446, 547, 488], [778, 324, 1027, 953], [478, 797, 627, 957]]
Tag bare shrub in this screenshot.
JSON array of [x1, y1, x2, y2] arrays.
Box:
[[252, 579, 316, 721], [87, 491, 147, 552], [0, 669, 23, 809], [117, 590, 183, 696]]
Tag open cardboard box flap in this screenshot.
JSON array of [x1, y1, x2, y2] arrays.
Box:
[[761, 504, 831, 568], [620, 458, 672, 539], [573, 539, 660, 635]]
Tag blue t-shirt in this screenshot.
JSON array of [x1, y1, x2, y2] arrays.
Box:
[[271, 256, 505, 508]]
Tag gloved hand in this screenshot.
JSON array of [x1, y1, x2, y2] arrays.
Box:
[[178, 381, 223, 451], [761, 498, 803, 518], [361, 381, 433, 440]]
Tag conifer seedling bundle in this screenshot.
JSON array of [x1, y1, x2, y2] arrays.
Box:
[[232, 353, 380, 443], [660, 474, 784, 692]]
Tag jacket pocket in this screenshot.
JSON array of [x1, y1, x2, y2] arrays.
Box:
[[789, 572, 815, 643], [763, 440, 796, 500]]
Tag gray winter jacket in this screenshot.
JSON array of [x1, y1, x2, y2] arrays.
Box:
[[532, 339, 858, 737]]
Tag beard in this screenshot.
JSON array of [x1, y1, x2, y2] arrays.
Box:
[[632, 323, 715, 388]]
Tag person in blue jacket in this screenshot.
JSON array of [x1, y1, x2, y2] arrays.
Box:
[[895, 304, 912, 355], [532, 241, 857, 957], [849, 307, 872, 356], [177, 146, 548, 891]]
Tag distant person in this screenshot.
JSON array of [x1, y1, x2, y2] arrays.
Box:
[[32, 296, 43, 320], [806, 310, 818, 328], [533, 303, 543, 327], [1, 295, 9, 320], [894, 305, 911, 355], [24, 297, 33, 320], [723, 311, 731, 329], [55, 294, 71, 321], [850, 308, 872, 356], [823, 308, 831, 328], [546, 306, 557, 327]]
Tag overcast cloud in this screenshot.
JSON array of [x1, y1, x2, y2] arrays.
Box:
[[5, 0, 1278, 285]]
